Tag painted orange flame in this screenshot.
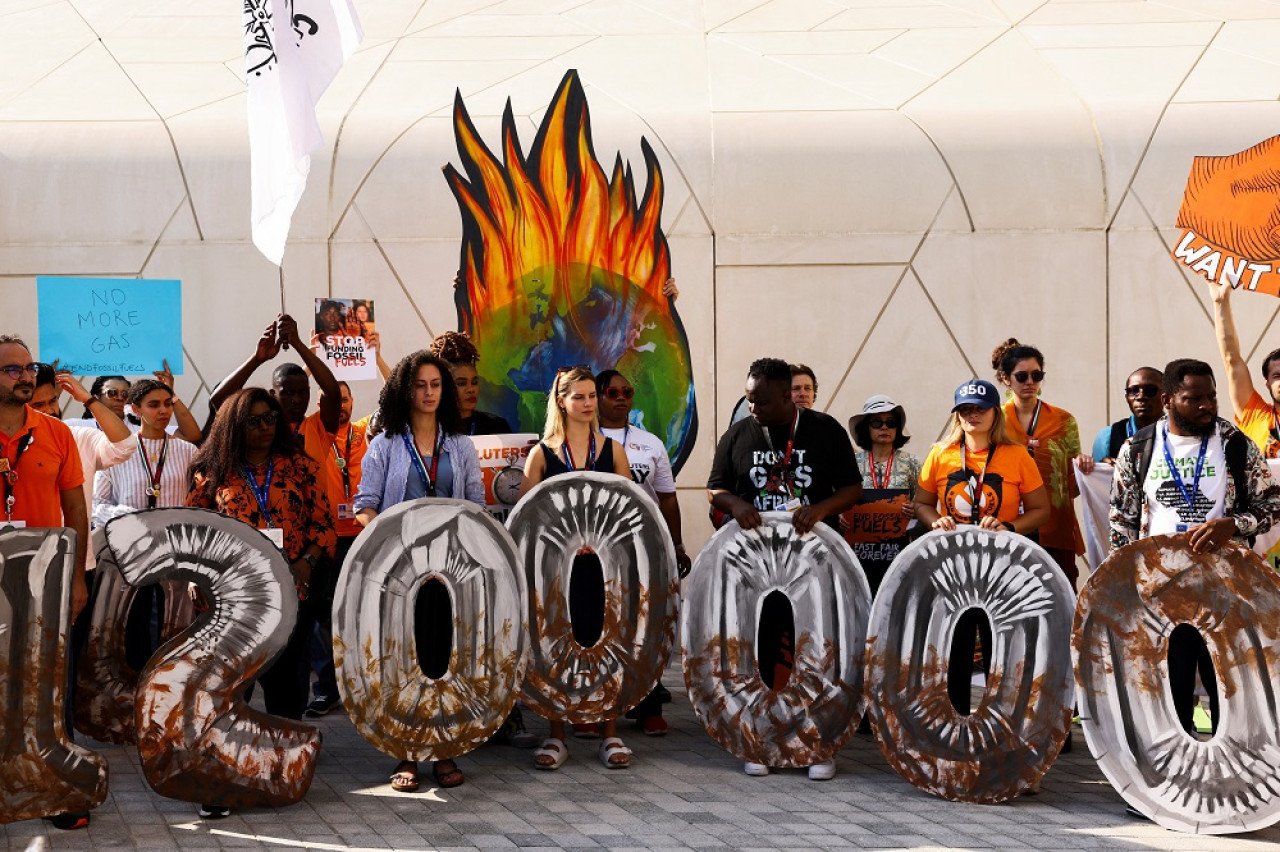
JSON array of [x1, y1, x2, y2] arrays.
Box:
[[443, 70, 670, 319]]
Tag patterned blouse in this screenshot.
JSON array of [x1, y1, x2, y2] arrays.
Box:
[[854, 449, 921, 494], [186, 452, 335, 562]]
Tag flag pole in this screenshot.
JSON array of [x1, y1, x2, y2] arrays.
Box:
[[279, 264, 285, 314]]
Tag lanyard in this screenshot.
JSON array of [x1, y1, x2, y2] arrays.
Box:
[[761, 408, 800, 466], [1126, 416, 1136, 439], [562, 432, 597, 471], [1161, 424, 1210, 511], [961, 443, 997, 524], [138, 435, 169, 509], [332, 426, 352, 496], [0, 433, 33, 521], [242, 456, 275, 528], [469, 418, 476, 436], [867, 450, 895, 490], [404, 428, 444, 496], [1024, 400, 1043, 456]]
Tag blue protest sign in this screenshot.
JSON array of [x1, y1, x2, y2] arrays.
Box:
[[36, 277, 183, 375]]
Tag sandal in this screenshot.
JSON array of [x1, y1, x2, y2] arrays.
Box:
[[390, 760, 419, 793], [598, 736, 632, 769], [534, 737, 569, 770], [433, 759, 464, 788]]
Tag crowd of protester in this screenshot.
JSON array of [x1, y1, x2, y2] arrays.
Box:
[[4, 275, 1279, 826]]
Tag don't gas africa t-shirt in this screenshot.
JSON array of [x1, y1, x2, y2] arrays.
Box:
[[707, 408, 861, 527]]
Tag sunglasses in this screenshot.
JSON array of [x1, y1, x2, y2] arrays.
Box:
[[867, 418, 897, 430], [0, 362, 41, 381], [1125, 384, 1160, 399], [1012, 370, 1045, 383], [100, 388, 129, 400], [246, 410, 280, 430], [605, 386, 635, 400]]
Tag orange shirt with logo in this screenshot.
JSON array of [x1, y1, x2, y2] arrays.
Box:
[[0, 408, 84, 528], [298, 411, 368, 538], [917, 441, 1044, 525]]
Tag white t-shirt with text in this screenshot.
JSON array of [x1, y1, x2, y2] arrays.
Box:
[[601, 425, 675, 503], [1142, 423, 1227, 537]]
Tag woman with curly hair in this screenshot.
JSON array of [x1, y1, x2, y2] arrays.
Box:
[[354, 350, 484, 793], [428, 331, 512, 435], [184, 387, 334, 819], [992, 338, 1087, 588]]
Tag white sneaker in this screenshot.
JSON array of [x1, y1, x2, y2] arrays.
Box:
[[743, 761, 770, 776], [808, 760, 836, 781]]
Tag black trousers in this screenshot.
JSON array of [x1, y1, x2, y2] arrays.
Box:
[[947, 610, 993, 717], [1169, 623, 1218, 736]]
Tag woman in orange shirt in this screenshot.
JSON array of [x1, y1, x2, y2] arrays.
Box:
[[914, 379, 1049, 715], [992, 338, 1086, 588]]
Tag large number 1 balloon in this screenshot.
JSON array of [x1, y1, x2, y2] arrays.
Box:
[[102, 509, 320, 807], [0, 529, 108, 824]]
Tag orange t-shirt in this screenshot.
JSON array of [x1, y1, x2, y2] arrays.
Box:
[[298, 411, 368, 538], [1234, 389, 1280, 459], [0, 408, 84, 528], [918, 441, 1044, 525], [1002, 400, 1085, 553]]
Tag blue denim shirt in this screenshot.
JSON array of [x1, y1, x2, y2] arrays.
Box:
[[355, 430, 485, 512]]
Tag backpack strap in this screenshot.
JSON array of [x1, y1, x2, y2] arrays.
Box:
[[1107, 419, 1131, 460]]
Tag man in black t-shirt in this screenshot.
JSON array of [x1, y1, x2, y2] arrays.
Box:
[[708, 358, 862, 533], [705, 358, 863, 782]]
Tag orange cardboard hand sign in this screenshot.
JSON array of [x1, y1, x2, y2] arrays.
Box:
[[1173, 135, 1280, 296]]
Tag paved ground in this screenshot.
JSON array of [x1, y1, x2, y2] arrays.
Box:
[[5, 665, 1279, 851]]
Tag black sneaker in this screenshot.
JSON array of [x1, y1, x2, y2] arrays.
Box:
[[198, 804, 232, 819], [305, 696, 341, 718], [44, 812, 90, 830]]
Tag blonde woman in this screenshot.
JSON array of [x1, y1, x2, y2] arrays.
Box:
[[518, 366, 632, 770]]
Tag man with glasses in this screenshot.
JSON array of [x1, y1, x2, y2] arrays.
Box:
[[0, 336, 93, 830], [1090, 367, 1164, 463], [1209, 279, 1280, 457]]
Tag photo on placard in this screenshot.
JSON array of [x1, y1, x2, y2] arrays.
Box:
[[314, 297, 376, 381]]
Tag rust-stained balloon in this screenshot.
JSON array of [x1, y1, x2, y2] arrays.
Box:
[[865, 529, 1074, 803], [1075, 535, 1280, 834], [74, 529, 196, 744], [507, 472, 678, 723], [101, 509, 320, 808], [682, 515, 871, 768], [335, 498, 527, 761], [0, 528, 108, 824]]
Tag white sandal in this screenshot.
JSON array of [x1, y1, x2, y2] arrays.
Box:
[[534, 737, 568, 770], [598, 736, 632, 769]]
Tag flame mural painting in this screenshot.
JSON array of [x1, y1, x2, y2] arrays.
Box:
[[444, 70, 697, 472]]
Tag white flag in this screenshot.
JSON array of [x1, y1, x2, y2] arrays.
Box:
[[244, 0, 362, 265]]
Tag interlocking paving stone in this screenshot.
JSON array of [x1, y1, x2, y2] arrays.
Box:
[[7, 665, 1280, 850]]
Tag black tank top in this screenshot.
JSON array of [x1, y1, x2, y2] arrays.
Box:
[[539, 437, 615, 479]]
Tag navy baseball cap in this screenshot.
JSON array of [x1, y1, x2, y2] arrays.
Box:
[[952, 379, 1000, 411]]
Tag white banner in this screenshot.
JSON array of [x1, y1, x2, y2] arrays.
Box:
[[1075, 462, 1114, 573], [244, 0, 362, 265], [1077, 459, 1280, 571]]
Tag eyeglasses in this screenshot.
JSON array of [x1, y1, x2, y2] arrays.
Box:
[[0, 363, 41, 381], [867, 418, 897, 429], [245, 410, 280, 430], [1012, 370, 1045, 383], [1125, 384, 1160, 398], [99, 388, 129, 400], [955, 404, 988, 417], [605, 386, 635, 400]]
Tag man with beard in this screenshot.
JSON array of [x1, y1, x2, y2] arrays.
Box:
[[0, 335, 92, 830], [1209, 279, 1280, 457], [1109, 358, 1280, 738], [1090, 367, 1164, 463]]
